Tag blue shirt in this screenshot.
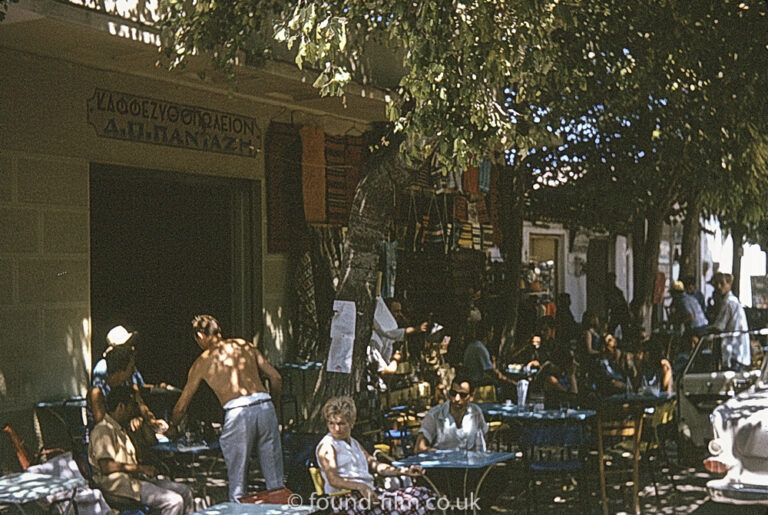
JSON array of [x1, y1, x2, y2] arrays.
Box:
[[463, 340, 494, 385], [681, 292, 708, 329]]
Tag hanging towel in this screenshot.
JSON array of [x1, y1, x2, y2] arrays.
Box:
[[294, 250, 319, 362], [458, 222, 474, 249], [381, 241, 398, 299], [481, 224, 495, 251], [300, 126, 327, 223], [463, 163, 479, 194], [453, 195, 468, 222], [325, 135, 348, 225], [479, 158, 492, 193], [345, 135, 365, 214], [472, 223, 482, 250], [477, 197, 491, 224]]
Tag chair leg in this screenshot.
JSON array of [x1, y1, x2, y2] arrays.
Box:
[[598, 428, 609, 515], [632, 415, 643, 515]]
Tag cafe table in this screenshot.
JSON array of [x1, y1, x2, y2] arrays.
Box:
[[153, 437, 221, 498], [597, 392, 676, 515], [478, 402, 597, 423], [193, 501, 319, 514], [392, 449, 516, 515], [0, 471, 86, 514]]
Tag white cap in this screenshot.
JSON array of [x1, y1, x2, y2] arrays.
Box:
[[106, 325, 137, 347]]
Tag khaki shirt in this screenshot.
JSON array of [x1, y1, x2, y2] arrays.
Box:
[[88, 414, 141, 501]]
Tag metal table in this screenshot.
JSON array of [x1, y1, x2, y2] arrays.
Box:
[[153, 438, 221, 498], [193, 501, 319, 514], [0, 471, 86, 514], [392, 450, 516, 514], [478, 403, 596, 422]]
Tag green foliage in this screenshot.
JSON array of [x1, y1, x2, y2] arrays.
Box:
[[524, 0, 768, 235], [157, 0, 566, 170], [156, 0, 768, 236]]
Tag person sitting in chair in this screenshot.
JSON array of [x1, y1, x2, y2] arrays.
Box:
[[89, 385, 193, 515], [316, 396, 434, 514], [87, 344, 167, 462], [414, 372, 488, 453]]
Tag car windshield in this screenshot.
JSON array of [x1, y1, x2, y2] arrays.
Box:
[[686, 328, 768, 375]]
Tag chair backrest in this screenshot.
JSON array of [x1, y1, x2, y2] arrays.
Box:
[[648, 399, 676, 428], [598, 406, 642, 438], [473, 385, 497, 403], [2, 424, 34, 470], [309, 466, 325, 496]]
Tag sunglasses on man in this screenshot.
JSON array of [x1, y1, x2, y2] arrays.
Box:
[[449, 389, 470, 399]]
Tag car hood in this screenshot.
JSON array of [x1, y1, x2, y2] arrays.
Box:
[[715, 385, 768, 463]]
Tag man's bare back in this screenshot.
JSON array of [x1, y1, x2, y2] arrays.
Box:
[[194, 338, 267, 406], [171, 332, 282, 429]]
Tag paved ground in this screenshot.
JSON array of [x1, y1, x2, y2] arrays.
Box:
[[168, 441, 767, 514]]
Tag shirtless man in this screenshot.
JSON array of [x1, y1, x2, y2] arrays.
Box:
[[170, 315, 284, 501]]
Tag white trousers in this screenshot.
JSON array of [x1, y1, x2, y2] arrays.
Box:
[[139, 478, 194, 515]]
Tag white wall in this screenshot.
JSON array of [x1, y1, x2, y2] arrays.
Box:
[[701, 217, 767, 307]]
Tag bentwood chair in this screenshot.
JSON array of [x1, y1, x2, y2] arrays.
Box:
[[596, 405, 644, 515]]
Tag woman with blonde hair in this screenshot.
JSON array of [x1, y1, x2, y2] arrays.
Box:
[[316, 396, 435, 514]]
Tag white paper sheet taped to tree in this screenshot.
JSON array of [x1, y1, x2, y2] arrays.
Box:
[[327, 300, 356, 373], [371, 296, 399, 362]]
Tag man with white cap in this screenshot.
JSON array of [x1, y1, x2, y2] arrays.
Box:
[[89, 326, 167, 460], [92, 325, 145, 388]]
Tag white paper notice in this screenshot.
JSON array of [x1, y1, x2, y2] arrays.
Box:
[[327, 300, 356, 374], [371, 296, 398, 362]]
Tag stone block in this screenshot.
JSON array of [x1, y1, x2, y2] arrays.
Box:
[[0, 308, 42, 362], [0, 208, 40, 253], [18, 258, 89, 304], [41, 307, 90, 397], [44, 211, 89, 254], [0, 154, 13, 202], [0, 259, 13, 305], [17, 158, 87, 207]]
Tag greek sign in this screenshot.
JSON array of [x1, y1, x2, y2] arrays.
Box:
[[87, 89, 261, 158]]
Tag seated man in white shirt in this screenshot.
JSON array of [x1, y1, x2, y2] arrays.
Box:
[[414, 372, 488, 453], [89, 385, 193, 515]]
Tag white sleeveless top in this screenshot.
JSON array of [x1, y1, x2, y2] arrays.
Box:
[[316, 433, 375, 493]]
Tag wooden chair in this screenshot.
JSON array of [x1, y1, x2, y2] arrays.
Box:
[[308, 466, 352, 497], [610, 399, 678, 498], [520, 422, 591, 511], [471, 385, 512, 450], [596, 405, 645, 515]]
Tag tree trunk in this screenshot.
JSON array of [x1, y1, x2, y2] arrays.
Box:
[[305, 145, 416, 432], [679, 195, 701, 281], [498, 162, 525, 361], [731, 225, 745, 298], [630, 211, 664, 333]]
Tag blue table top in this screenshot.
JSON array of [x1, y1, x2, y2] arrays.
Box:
[[153, 438, 220, 454], [280, 362, 322, 371], [194, 501, 319, 514], [0, 472, 86, 505], [602, 392, 676, 406], [478, 403, 597, 422], [392, 449, 517, 469]]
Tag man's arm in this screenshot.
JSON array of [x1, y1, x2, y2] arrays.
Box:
[[88, 386, 106, 425], [98, 458, 156, 477], [255, 349, 282, 399], [414, 413, 437, 453], [170, 360, 203, 430]]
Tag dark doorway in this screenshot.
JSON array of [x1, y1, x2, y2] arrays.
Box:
[[90, 164, 260, 422]]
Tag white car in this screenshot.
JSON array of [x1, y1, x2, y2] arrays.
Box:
[[705, 376, 768, 504], [677, 329, 768, 448]]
